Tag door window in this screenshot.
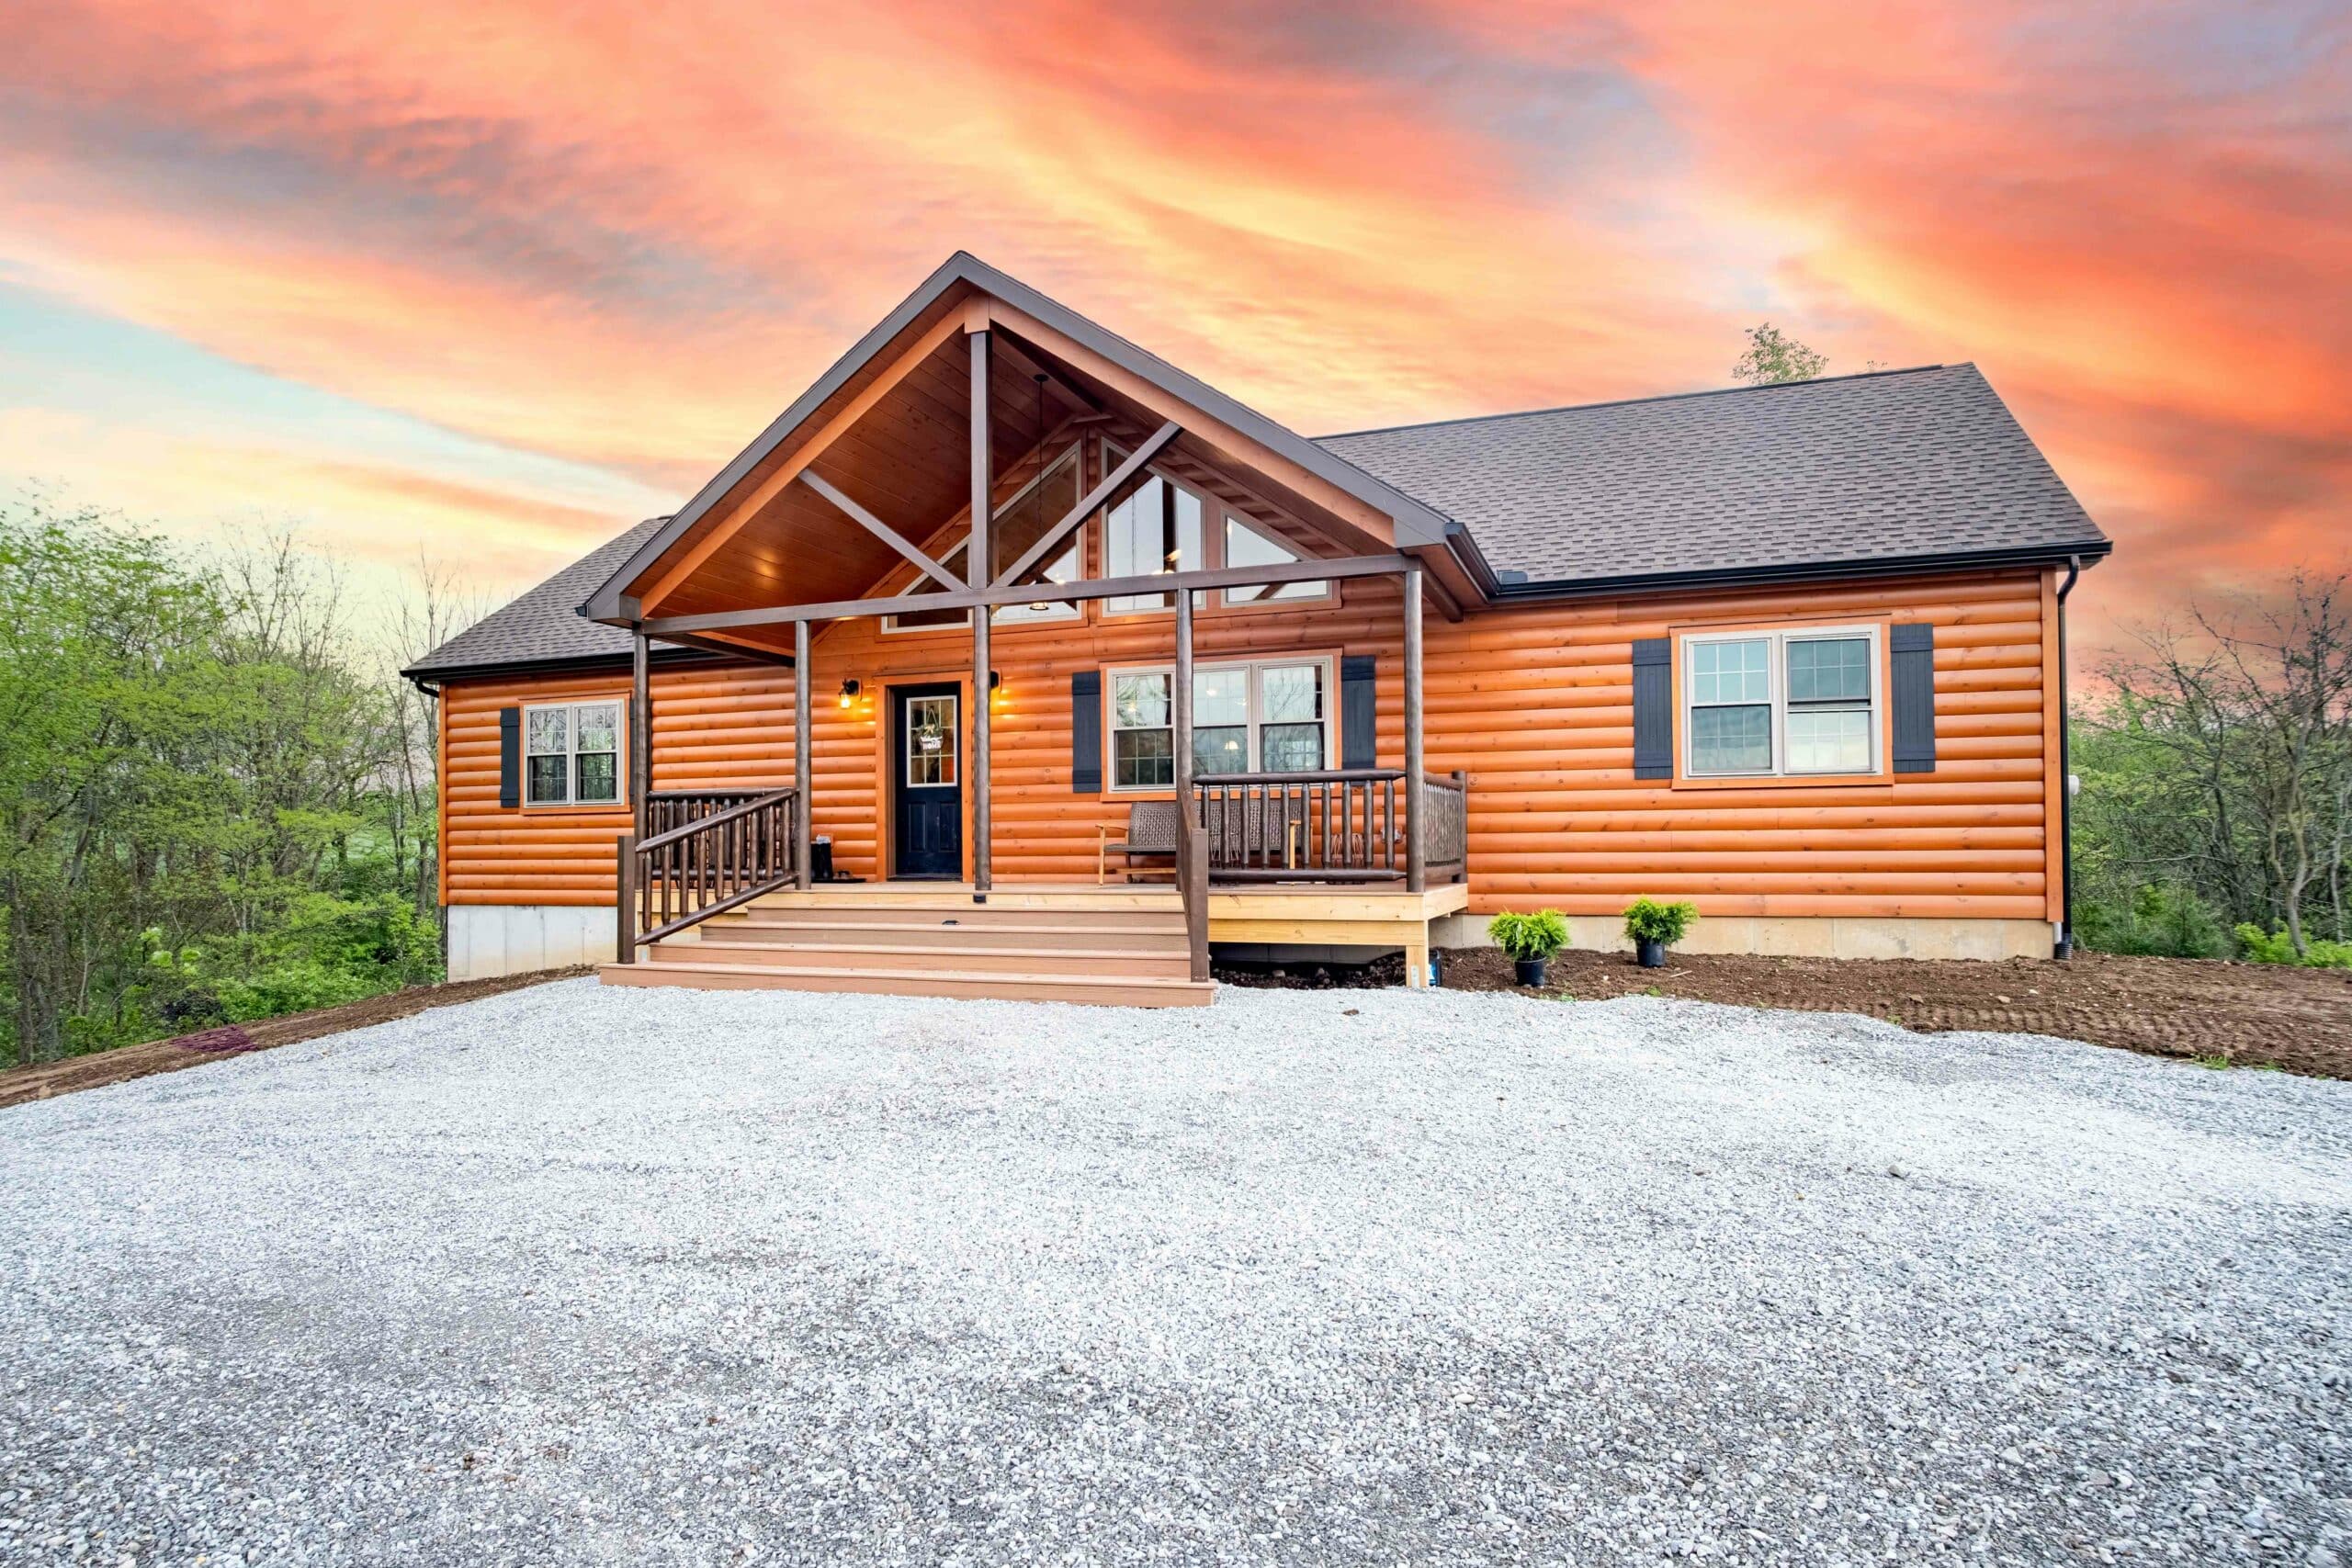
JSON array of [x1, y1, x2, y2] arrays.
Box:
[[904, 694, 958, 787]]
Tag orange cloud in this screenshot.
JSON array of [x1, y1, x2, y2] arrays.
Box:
[[0, 0, 2343, 659]]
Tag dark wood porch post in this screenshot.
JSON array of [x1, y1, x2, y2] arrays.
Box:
[[630, 629, 650, 840], [1175, 583, 1209, 979], [1175, 587, 1194, 808], [969, 325, 991, 896], [1404, 566, 1426, 893], [794, 617, 813, 890]]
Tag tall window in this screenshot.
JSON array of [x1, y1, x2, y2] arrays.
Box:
[[1108, 659, 1332, 790], [1683, 626, 1880, 778], [524, 700, 622, 806], [1104, 474, 1204, 614], [885, 448, 1083, 631]]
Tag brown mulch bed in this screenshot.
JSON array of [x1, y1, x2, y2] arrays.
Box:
[[1219, 948, 2352, 1079], [0, 967, 592, 1111]]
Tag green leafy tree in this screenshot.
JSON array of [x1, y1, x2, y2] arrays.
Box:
[[1732, 323, 1828, 385], [0, 499, 461, 1065]]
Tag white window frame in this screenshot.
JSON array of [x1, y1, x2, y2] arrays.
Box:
[[522, 698, 627, 808], [1104, 655, 1337, 793], [1100, 445, 1331, 617], [1680, 625, 1882, 779], [881, 446, 1085, 634]]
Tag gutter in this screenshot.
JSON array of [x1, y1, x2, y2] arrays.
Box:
[[1486, 539, 2113, 606], [2053, 554, 2083, 959]]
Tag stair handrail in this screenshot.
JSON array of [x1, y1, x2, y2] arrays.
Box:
[[616, 785, 800, 960]]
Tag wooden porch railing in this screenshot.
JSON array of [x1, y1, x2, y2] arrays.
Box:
[[1420, 769, 1469, 883], [616, 786, 800, 959], [643, 788, 778, 840], [1191, 769, 1468, 886]]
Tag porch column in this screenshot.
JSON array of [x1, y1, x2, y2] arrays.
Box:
[[1404, 566, 1426, 893], [630, 629, 650, 840], [795, 618, 813, 889], [969, 326, 991, 895], [1174, 587, 1194, 808]]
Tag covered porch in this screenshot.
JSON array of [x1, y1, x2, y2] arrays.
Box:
[[583, 269, 1471, 1001]]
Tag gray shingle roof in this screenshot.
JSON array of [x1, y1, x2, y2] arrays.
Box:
[[402, 515, 670, 680], [1315, 363, 2104, 586], [409, 363, 2108, 681]]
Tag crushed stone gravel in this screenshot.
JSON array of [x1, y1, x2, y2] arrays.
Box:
[[2, 978, 2347, 1565]]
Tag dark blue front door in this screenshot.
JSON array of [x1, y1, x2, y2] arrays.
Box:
[[891, 685, 962, 879]]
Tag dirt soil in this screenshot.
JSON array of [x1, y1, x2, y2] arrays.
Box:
[[1453, 948, 2352, 1078], [1219, 948, 2352, 1079], [0, 968, 591, 1111]]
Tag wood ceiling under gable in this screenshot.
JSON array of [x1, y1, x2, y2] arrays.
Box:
[[627, 286, 1423, 655]]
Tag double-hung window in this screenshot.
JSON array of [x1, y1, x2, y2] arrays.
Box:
[[524, 700, 623, 806], [1682, 626, 1879, 778], [1109, 658, 1332, 790]]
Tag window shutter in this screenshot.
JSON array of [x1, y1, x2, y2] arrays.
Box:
[[1070, 671, 1102, 793], [1631, 638, 1672, 780], [1891, 622, 1936, 773], [1340, 654, 1377, 769], [497, 706, 523, 807]]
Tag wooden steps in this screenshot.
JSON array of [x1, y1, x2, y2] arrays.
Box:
[[600, 886, 1212, 1008]]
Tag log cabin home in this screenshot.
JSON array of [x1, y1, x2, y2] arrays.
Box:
[[404, 254, 2111, 1007]]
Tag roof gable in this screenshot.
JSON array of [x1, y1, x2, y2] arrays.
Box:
[[581, 253, 1454, 622]]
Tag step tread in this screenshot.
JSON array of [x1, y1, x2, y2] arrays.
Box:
[[675, 940, 1187, 962], [605, 960, 1214, 1004], [626, 958, 1206, 987]]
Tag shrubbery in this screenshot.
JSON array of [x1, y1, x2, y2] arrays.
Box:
[[2233, 924, 2352, 969], [2074, 884, 2230, 959]]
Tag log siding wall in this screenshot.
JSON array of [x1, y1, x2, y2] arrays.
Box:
[[438, 565, 2060, 925]]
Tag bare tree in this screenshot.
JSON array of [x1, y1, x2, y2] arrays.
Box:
[[2095, 570, 2352, 954]]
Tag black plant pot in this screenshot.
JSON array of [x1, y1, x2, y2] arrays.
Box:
[[1513, 957, 1549, 987], [1635, 937, 1666, 968]]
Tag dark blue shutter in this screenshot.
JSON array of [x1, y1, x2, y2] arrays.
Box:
[[1340, 654, 1377, 769], [1631, 638, 1672, 780], [1070, 671, 1102, 793], [498, 706, 522, 807], [1891, 622, 1936, 773]]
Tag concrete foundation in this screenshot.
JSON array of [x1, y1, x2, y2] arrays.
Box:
[[1429, 913, 2057, 963], [447, 905, 617, 980]]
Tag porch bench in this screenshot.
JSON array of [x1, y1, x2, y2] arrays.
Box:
[[1099, 801, 1182, 884]]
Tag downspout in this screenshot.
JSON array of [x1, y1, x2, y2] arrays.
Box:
[[2053, 555, 2083, 959]]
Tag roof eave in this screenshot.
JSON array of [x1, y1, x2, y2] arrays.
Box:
[[1487, 538, 2113, 605]]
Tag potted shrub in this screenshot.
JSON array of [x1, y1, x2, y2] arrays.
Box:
[[1622, 897, 1697, 968], [1488, 908, 1569, 987]]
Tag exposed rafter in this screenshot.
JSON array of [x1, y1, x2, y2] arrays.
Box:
[[797, 471, 967, 593]]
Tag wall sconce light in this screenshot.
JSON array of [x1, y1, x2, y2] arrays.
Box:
[[838, 677, 861, 710], [989, 671, 1002, 692]]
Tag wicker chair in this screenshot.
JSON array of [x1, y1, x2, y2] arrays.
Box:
[[1098, 800, 1182, 883]]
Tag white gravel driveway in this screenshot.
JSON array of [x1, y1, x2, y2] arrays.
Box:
[[3, 979, 2347, 1565]]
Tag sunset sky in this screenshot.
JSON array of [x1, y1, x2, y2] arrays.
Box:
[[2, 0, 2345, 655]]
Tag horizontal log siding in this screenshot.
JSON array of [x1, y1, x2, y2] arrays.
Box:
[[437, 566, 2056, 922]]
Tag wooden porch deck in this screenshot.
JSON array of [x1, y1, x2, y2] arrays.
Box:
[[598, 880, 1464, 1006]]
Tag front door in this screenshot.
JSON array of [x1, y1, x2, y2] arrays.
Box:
[[891, 684, 963, 879]]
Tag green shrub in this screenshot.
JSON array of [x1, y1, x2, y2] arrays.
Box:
[[2075, 883, 2230, 959], [2234, 924, 2352, 969], [1488, 908, 1569, 963], [1622, 897, 1698, 948]]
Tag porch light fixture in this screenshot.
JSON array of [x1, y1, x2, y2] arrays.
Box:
[[838, 678, 861, 709]]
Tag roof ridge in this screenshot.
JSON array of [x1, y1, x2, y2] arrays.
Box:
[[1314, 363, 1958, 444]]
